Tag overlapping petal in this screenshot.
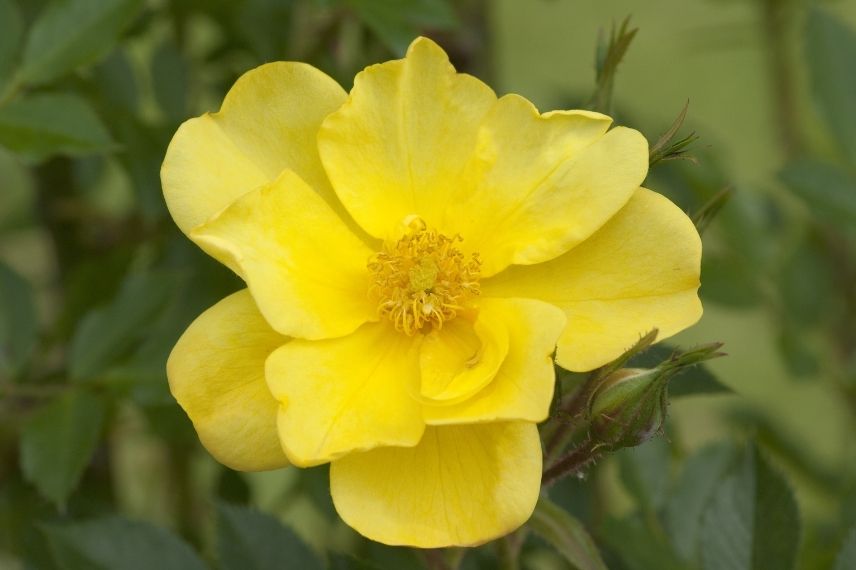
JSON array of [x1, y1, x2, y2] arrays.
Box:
[[418, 310, 508, 403], [483, 188, 702, 371], [265, 324, 425, 467], [166, 290, 289, 471], [423, 298, 566, 425], [330, 422, 541, 547], [318, 36, 496, 240], [162, 62, 347, 235], [445, 95, 648, 276], [190, 170, 377, 340]]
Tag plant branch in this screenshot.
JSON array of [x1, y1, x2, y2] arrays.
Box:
[[496, 531, 526, 570], [692, 186, 733, 235], [760, 0, 802, 158], [542, 435, 602, 488], [588, 16, 638, 114]]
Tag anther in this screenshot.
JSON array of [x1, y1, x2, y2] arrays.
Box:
[[368, 220, 480, 335]]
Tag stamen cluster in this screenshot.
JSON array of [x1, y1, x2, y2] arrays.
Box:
[[368, 220, 481, 335]]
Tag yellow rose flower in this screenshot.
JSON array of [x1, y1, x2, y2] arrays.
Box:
[[161, 37, 702, 548]]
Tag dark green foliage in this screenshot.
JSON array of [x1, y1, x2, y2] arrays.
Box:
[[0, 261, 37, 378], [217, 503, 324, 570], [834, 528, 856, 570], [700, 446, 801, 570], [20, 390, 107, 507], [806, 7, 856, 164], [0, 93, 114, 159], [44, 516, 208, 570], [529, 498, 608, 570], [0, 0, 23, 94], [779, 160, 856, 237], [20, 0, 145, 85], [345, 0, 458, 54], [665, 443, 736, 562], [600, 516, 691, 570], [68, 270, 177, 382]]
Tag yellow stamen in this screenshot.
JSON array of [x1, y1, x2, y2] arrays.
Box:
[[368, 219, 481, 335]]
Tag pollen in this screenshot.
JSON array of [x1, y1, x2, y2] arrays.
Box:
[[368, 218, 481, 335]]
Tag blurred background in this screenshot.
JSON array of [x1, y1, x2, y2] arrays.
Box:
[[1, 0, 856, 569]]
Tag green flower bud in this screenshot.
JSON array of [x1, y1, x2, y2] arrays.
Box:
[[588, 367, 669, 451]]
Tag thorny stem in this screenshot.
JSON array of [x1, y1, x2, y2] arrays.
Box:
[[542, 435, 603, 488], [544, 373, 598, 457]]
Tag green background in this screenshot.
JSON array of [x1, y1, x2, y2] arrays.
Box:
[[2, 0, 856, 569]]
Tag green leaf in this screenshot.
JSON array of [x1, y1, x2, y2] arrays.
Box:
[[700, 472, 751, 570], [94, 50, 139, 113], [0, 0, 23, 95], [779, 159, 856, 234], [752, 449, 802, 568], [0, 261, 38, 378], [600, 515, 690, 570], [776, 322, 820, 379], [665, 443, 736, 561], [805, 8, 856, 164], [0, 147, 35, 230], [0, 93, 114, 160], [777, 236, 835, 328], [700, 253, 763, 308], [528, 498, 608, 570], [68, 271, 175, 382], [19, 0, 144, 85], [151, 38, 188, 123], [217, 502, 323, 570], [728, 408, 844, 492], [617, 437, 671, 515], [216, 469, 251, 505], [298, 464, 336, 520], [700, 445, 801, 570], [44, 516, 207, 570], [346, 0, 458, 55], [20, 390, 106, 507], [835, 528, 856, 570]]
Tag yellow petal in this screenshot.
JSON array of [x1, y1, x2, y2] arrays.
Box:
[[191, 170, 377, 340], [162, 62, 347, 235], [423, 298, 566, 425], [483, 188, 702, 371], [167, 290, 289, 471], [330, 421, 542, 547], [318, 36, 496, 239], [419, 311, 508, 403], [265, 323, 424, 467], [445, 95, 647, 276]]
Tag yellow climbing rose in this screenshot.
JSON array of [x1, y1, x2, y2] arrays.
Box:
[[161, 37, 702, 548]]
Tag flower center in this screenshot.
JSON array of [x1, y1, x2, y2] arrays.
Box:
[[368, 217, 481, 335]]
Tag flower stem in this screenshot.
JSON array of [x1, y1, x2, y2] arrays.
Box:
[[544, 375, 597, 457], [496, 533, 523, 570], [542, 435, 602, 488], [759, 0, 802, 159], [420, 549, 450, 570]]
